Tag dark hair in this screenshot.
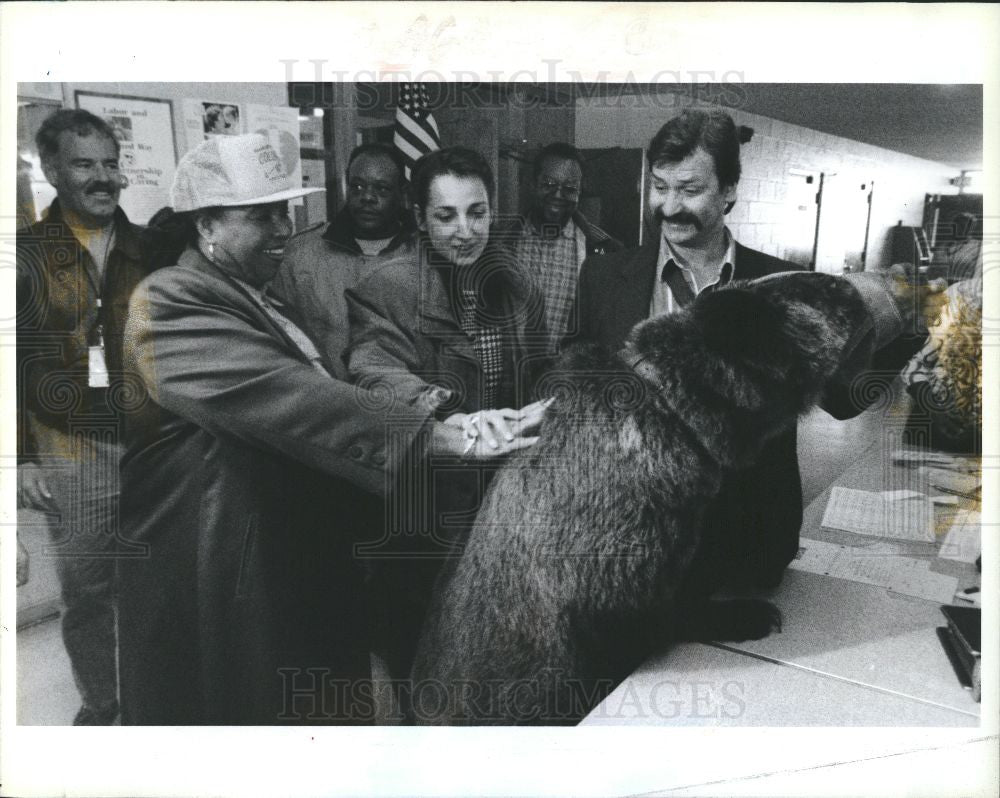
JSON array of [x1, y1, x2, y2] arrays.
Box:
[[411, 146, 494, 211], [647, 110, 741, 188], [533, 142, 584, 179], [36, 109, 120, 162], [346, 143, 407, 185], [146, 206, 225, 268]]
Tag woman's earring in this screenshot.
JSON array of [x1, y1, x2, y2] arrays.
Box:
[[208, 241, 215, 259]]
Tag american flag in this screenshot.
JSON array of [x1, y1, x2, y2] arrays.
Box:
[[393, 82, 441, 180]]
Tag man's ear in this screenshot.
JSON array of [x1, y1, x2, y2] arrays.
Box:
[[194, 213, 216, 242], [413, 204, 426, 232], [723, 182, 738, 215]]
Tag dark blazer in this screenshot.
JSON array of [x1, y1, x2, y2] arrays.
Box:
[[118, 247, 432, 724], [571, 239, 798, 350], [570, 238, 805, 590]]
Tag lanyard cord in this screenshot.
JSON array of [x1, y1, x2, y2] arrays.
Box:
[[85, 218, 117, 346]]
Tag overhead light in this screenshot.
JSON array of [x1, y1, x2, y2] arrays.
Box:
[[313, 108, 324, 118]]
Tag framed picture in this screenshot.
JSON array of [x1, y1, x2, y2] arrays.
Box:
[[181, 98, 244, 152], [75, 90, 178, 224]]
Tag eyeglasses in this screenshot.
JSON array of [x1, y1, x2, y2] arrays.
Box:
[[537, 179, 581, 199]]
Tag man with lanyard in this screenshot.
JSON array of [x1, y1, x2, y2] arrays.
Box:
[[16, 109, 156, 724], [498, 142, 622, 355], [571, 109, 866, 635], [270, 142, 416, 377]]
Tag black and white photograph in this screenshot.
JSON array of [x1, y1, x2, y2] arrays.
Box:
[[202, 102, 241, 137], [1, 2, 996, 797]]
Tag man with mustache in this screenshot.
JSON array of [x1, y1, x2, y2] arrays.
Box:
[[16, 109, 162, 724], [569, 109, 884, 633], [498, 143, 622, 355]]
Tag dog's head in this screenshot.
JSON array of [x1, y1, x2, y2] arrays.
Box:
[[691, 284, 797, 374]]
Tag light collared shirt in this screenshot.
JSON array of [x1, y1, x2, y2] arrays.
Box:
[[230, 276, 330, 377], [356, 236, 394, 256], [650, 226, 737, 318]]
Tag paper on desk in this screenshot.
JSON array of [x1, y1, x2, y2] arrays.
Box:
[[821, 486, 935, 543], [881, 489, 924, 501], [921, 467, 981, 495], [893, 451, 977, 471], [790, 539, 958, 603], [939, 510, 981, 564]]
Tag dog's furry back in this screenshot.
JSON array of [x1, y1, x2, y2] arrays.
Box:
[[410, 273, 869, 725]]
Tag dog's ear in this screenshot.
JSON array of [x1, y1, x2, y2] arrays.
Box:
[[693, 286, 787, 361]]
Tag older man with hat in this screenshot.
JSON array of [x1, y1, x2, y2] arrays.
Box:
[[118, 134, 490, 725]]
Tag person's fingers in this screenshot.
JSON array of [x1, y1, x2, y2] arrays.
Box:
[[518, 410, 545, 435], [442, 412, 469, 428], [485, 414, 515, 442], [22, 483, 42, 509], [475, 416, 500, 449], [506, 435, 539, 452]]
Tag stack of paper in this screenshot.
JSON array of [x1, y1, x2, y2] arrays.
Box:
[[821, 486, 935, 543], [790, 539, 959, 603], [922, 467, 982, 498], [939, 510, 981, 564]]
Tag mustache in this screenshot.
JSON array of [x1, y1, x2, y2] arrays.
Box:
[[86, 181, 119, 195], [658, 211, 702, 230]]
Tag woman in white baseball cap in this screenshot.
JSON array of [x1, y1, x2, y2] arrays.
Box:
[[118, 134, 443, 725], [166, 132, 323, 287]]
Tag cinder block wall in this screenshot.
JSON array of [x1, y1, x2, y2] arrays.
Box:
[[575, 94, 959, 270]]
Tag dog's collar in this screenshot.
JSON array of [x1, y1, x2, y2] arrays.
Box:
[[620, 349, 664, 391]]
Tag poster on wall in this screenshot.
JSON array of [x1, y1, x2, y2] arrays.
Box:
[[75, 91, 177, 225], [245, 104, 305, 203], [182, 99, 244, 152], [18, 82, 63, 102]]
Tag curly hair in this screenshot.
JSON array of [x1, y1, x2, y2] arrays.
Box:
[[934, 292, 982, 426]]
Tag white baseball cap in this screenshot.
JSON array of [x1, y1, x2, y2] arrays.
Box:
[[171, 133, 324, 212]]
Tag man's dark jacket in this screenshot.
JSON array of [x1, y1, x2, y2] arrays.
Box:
[[15, 200, 160, 462]]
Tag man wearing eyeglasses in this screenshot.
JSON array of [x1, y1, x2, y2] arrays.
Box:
[[271, 143, 416, 378], [498, 143, 622, 354]]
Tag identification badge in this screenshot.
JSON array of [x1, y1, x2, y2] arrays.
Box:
[[88, 344, 110, 388]]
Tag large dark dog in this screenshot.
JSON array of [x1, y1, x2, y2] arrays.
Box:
[[409, 272, 882, 725]]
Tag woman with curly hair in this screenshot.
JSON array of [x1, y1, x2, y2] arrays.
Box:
[[904, 269, 982, 453]]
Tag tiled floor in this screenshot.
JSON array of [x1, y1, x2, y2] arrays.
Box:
[[16, 507, 88, 725], [16, 616, 80, 725], [15, 395, 896, 726]]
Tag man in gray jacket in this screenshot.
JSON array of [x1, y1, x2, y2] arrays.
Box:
[[270, 143, 417, 376]]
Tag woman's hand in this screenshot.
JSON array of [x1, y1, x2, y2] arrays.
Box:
[[516, 397, 554, 436], [445, 399, 553, 451], [434, 417, 538, 460], [18, 462, 53, 511], [443, 409, 520, 451]]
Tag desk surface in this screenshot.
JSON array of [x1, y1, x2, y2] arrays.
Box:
[[583, 428, 981, 727]]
